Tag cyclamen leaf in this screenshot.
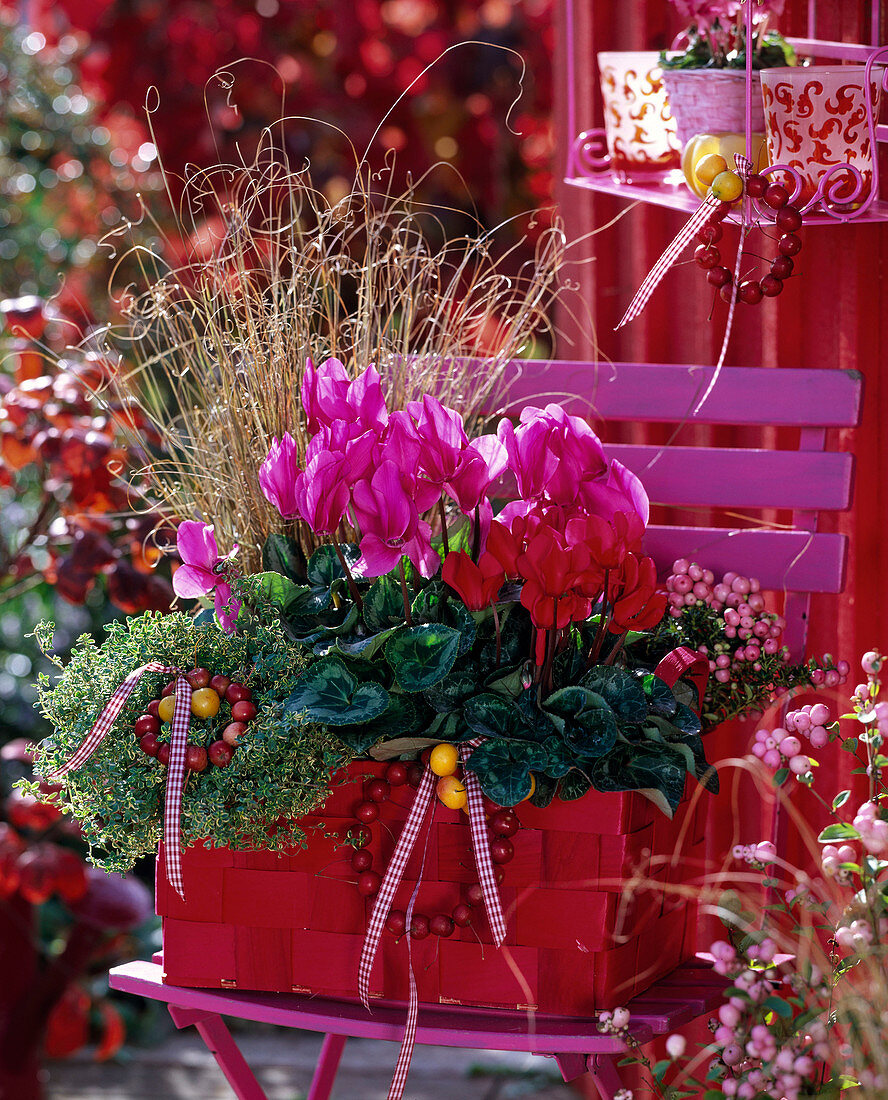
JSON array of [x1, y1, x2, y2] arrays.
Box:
[[463, 739, 547, 806], [640, 672, 678, 718], [385, 624, 461, 691], [542, 686, 618, 759], [411, 582, 476, 656], [463, 693, 543, 742], [591, 742, 687, 812], [252, 571, 301, 610], [582, 666, 648, 723], [363, 574, 406, 632], [306, 543, 363, 589], [284, 657, 390, 726], [261, 533, 306, 582]]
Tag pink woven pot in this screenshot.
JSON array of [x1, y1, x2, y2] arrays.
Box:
[[662, 68, 767, 147]]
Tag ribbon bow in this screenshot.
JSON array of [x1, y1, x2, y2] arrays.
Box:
[[47, 661, 193, 899]]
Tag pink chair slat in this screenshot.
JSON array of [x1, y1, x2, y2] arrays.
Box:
[[493, 360, 863, 428], [606, 445, 854, 511], [642, 527, 847, 595]]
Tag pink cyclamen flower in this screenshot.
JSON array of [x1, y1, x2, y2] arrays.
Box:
[[446, 434, 508, 514], [259, 432, 301, 518], [172, 521, 240, 632], [293, 450, 351, 536], [351, 460, 438, 578], [301, 358, 388, 437]]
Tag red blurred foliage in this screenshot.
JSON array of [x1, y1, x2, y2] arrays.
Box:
[[39, 0, 555, 246], [0, 301, 176, 614]]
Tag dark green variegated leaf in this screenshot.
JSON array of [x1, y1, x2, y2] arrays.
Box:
[[319, 604, 360, 636], [363, 574, 406, 632], [558, 770, 592, 801], [552, 627, 587, 685], [411, 582, 476, 656], [542, 686, 618, 759], [671, 702, 702, 735], [262, 533, 307, 582], [529, 772, 558, 808], [640, 673, 678, 718], [283, 657, 389, 726], [253, 571, 301, 611], [478, 607, 531, 675], [590, 742, 687, 813], [385, 624, 461, 691], [463, 739, 548, 806], [582, 666, 648, 723], [514, 689, 560, 741], [336, 694, 422, 754], [645, 717, 719, 794], [335, 627, 399, 660], [541, 736, 574, 778], [423, 668, 479, 713], [306, 543, 363, 589], [285, 584, 333, 619], [482, 665, 526, 699], [672, 679, 700, 712], [463, 693, 537, 741]]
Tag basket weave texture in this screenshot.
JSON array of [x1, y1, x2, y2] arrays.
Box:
[[662, 68, 766, 146], [157, 761, 704, 1015]]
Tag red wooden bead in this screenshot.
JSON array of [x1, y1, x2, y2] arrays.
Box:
[[481, 796, 501, 815], [707, 266, 732, 288], [490, 838, 514, 864], [760, 274, 784, 298], [386, 762, 408, 786], [355, 800, 379, 824], [763, 183, 789, 209], [490, 810, 519, 838], [352, 849, 373, 873], [420, 747, 434, 765], [775, 205, 802, 233], [694, 244, 720, 270], [357, 870, 381, 897], [452, 903, 473, 927], [494, 866, 506, 885], [139, 732, 159, 757], [349, 824, 371, 848], [366, 779, 390, 803], [778, 233, 802, 257], [406, 763, 424, 787], [409, 914, 430, 939], [134, 714, 159, 737], [711, 201, 733, 221], [719, 283, 735, 303], [771, 255, 794, 280], [465, 883, 484, 906], [738, 280, 763, 305], [745, 173, 767, 198], [146, 699, 161, 719], [386, 910, 407, 936], [430, 914, 454, 938]]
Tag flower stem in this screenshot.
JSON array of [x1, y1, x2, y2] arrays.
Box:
[[438, 498, 450, 557], [333, 541, 363, 611], [492, 601, 502, 668], [398, 558, 413, 626], [471, 504, 481, 563]]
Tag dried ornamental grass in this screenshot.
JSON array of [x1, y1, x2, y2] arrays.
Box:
[[92, 124, 565, 572]]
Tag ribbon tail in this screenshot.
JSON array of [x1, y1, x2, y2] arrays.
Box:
[[357, 766, 435, 1010], [163, 674, 192, 900], [460, 740, 507, 947], [616, 193, 722, 330]]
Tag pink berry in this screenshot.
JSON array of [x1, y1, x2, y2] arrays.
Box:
[[745, 644, 761, 661], [809, 727, 829, 748], [752, 743, 766, 758], [715, 669, 731, 684], [716, 655, 730, 669], [692, 581, 710, 599], [688, 564, 703, 581], [809, 703, 829, 725], [672, 559, 690, 575], [732, 576, 751, 595], [672, 574, 693, 594], [825, 670, 840, 687], [811, 669, 825, 685], [724, 626, 737, 639], [763, 749, 782, 768], [779, 735, 801, 756], [684, 593, 697, 606], [724, 609, 741, 627], [713, 583, 731, 602]]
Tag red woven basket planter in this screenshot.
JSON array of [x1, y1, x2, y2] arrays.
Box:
[[157, 761, 704, 1015]]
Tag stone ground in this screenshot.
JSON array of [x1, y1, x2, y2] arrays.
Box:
[[45, 1028, 585, 1100]]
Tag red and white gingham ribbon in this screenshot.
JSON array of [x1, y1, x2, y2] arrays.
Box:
[[358, 735, 506, 1099], [47, 661, 192, 899], [615, 191, 722, 330]]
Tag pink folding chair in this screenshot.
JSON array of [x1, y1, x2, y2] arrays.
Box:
[[110, 359, 862, 1100]]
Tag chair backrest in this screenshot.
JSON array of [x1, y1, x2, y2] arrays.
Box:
[[490, 360, 863, 660]]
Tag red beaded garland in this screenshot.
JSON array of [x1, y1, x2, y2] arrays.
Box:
[[345, 759, 519, 941], [692, 172, 804, 305]]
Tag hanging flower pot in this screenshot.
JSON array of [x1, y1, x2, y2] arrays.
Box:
[[597, 51, 681, 181], [661, 68, 767, 147]]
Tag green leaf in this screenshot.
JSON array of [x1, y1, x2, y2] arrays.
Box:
[[841, 737, 859, 754], [423, 668, 479, 713], [541, 736, 575, 778], [542, 686, 618, 759], [339, 697, 424, 754], [640, 672, 678, 718], [334, 627, 399, 661], [464, 739, 548, 806], [385, 624, 462, 691], [463, 693, 546, 742], [411, 582, 476, 656], [261, 533, 306, 582], [652, 1059, 671, 1082], [671, 702, 702, 736], [832, 789, 851, 811], [363, 574, 406, 633], [818, 822, 861, 843], [591, 742, 687, 812], [558, 770, 592, 801], [582, 666, 648, 723], [762, 995, 793, 1018], [672, 678, 700, 712], [529, 772, 558, 808], [252, 571, 301, 610], [773, 767, 790, 786], [307, 543, 362, 589], [284, 657, 390, 725]]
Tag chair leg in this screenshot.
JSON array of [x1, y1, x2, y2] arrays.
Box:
[[552, 1052, 589, 1081], [306, 1033, 347, 1100], [586, 1053, 624, 1100], [167, 1006, 267, 1100]]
